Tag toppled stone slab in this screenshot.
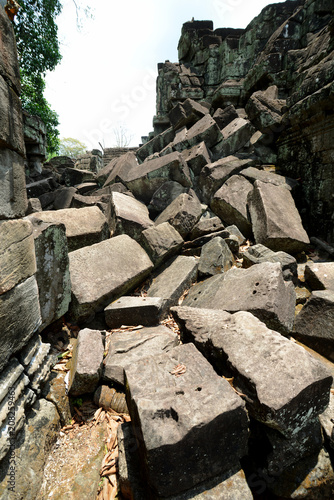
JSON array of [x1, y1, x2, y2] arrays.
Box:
[[319, 391, 334, 449], [213, 105, 239, 130], [169, 98, 208, 130], [32, 206, 110, 252], [183, 262, 295, 334], [155, 193, 202, 238], [210, 175, 253, 238], [171, 307, 333, 437], [245, 86, 285, 134], [198, 237, 234, 278], [61, 167, 96, 187], [0, 219, 36, 295], [248, 180, 310, 254], [190, 215, 225, 240], [105, 296, 166, 329], [174, 114, 221, 151], [103, 325, 179, 386], [69, 235, 153, 323], [294, 290, 334, 361], [240, 166, 298, 191], [68, 328, 104, 396], [148, 181, 191, 215], [180, 141, 211, 176], [108, 191, 153, 240], [140, 222, 184, 267], [102, 152, 138, 187], [305, 262, 334, 290], [147, 255, 198, 313], [213, 117, 254, 158], [242, 243, 297, 283], [0, 149, 27, 219], [125, 343, 249, 497], [53, 186, 77, 209]]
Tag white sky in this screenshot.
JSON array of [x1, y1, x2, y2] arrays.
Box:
[[44, 0, 286, 150]]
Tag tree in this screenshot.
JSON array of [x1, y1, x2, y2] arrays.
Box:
[[58, 137, 87, 158], [113, 124, 133, 148]]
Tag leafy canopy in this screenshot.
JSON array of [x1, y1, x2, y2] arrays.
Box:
[[58, 137, 87, 158]]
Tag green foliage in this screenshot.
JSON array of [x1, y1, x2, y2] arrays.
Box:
[[58, 137, 87, 158]]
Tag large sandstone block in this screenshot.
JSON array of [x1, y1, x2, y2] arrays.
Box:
[[0, 75, 25, 155], [0, 148, 27, 219], [305, 262, 334, 290], [102, 152, 138, 187], [171, 307, 333, 437], [61, 167, 96, 187], [108, 191, 153, 240], [168, 98, 208, 130], [245, 86, 285, 134], [0, 276, 41, 371], [104, 296, 166, 329], [154, 192, 202, 238], [125, 343, 249, 497], [240, 166, 297, 190], [0, 7, 21, 93], [148, 180, 191, 216], [174, 114, 222, 151], [32, 207, 110, 251], [69, 235, 153, 322], [248, 180, 310, 253], [0, 220, 36, 295], [183, 262, 296, 334], [198, 236, 234, 278], [140, 222, 184, 267], [180, 141, 210, 176], [213, 117, 255, 158], [125, 152, 192, 204], [242, 243, 297, 283]]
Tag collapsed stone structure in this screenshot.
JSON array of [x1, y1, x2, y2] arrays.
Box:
[[0, 0, 334, 498]]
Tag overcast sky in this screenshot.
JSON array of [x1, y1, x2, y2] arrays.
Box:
[[44, 0, 286, 150]]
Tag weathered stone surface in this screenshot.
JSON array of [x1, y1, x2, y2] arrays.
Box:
[[168, 98, 208, 130], [183, 262, 296, 334], [242, 243, 298, 283], [211, 175, 253, 238], [103, 325, 179, 386], [305, 262, 334, 291], [245, 86, 285, 134], [171, 307, 333, 436], [240, 166, 298, 190], [147, 255, 198, 313], [140, 222, 184, 267], [0, 148, 27, 219], [69, 235, 153, 322], [198, 237, 234, 278], [155, 192, 202, 238], [0, 219, 36, 295], [199, 156, 252, 204], [248, 180, 310, 253], [137, 128, 175, 162], [190, 215, 225, 240], [93, 385, 128, 414], [26, 217, 71, 330], [214, 117, 255, 157], [148, 181, 191, 215], [0, 74, 25, 155], [180, 141, 211, 176], [0, 276, 41, 371], [319, 391, 334, 449], [68, 328, 104, 396], [32, 206, 110, 252], [125, 152, 192, 204], [213, 105, 239, 130], [71, 192, 111, 209], [174, 114, 221, 151], [0, 7, 21, 93], [108, 191, 153, 240], [294, 290, 334, 361], [61, 167, 96, 187], [102, 152, 138, 187], [105, 296, 166, 329], [52, 186, 77, 209], [43, 371, 72, 426], [26, 197, 43, 214], [125, 343, 249, 497]]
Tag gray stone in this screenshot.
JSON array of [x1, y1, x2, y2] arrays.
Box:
[[17, 333, 42, 367], [149, 180, 190, 215], [180, 141, 211, 176], [140, 222, 184, 267], [155, 193, 202, 238], [210, 175, 253, 238], [198, 237, 234, 278], [70, 192, 111, 209], [53, 186, 77, 209], [174, 114, 222, 152], [305, 262, 334, 290], [199, 156, 253, 204], [102, 152, 138, 187], [240, 166, 298, 191], [0, 7, 21, 93], [26, 198, 43, 214], [26, 217, 71, 330], [0, 358, 24, 404], [248, 180, 310, 254], [242, 243, 298, 283], [125, 343, 249, 497], [0, 276, 41, 371], [169, 98, 208, 130], [245, 86, 285, 134], [171, 307, 333, 437], [136, 128, 175, 162], [75, 182, 97, 195], [68, 328, 104, 396], [108, 191, 153, 240], [319, 391, 334, 449], [103, 325, 179, 386], [183, 262, 296, 334], [0, 74, 25, 155], [213, 117, 255, 157], [0, 219, 36, 295], [105, 296, 166, 329], [32, 206, 110, 252], [213, 105, 239, 130], [69, 235, 153, 323], [190, 215, 225, 240], [61, 167, 96, 187], [147, 255, 198, 313], [294, 290, 334, 361], [0, 148, 27, 219]]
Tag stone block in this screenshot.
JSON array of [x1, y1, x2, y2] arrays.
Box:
[[305, 262, 334, 290], [168, 98, 208, 130], [69, 235, 153, 323], [0, 148, 27, 219], [248, 180, 310, 254], [294, 290, 334, 361], [104, 296, 166, 329], [148, 181, 190, 215], [190, 215, 225, 240], [211, 175, 253, 238], [155, 192, 202, 238], [125, 343, 249, 497], [26, 217, 71, 331], [242, 243, 298, 283], [180, 141, 211, 176], [0, 75, 25, 155], [0, 7, 21, 93], [0, 358, 24, 404], [0, 276, 41, 371], [53, 186, 77, 209], [103, 325, 179, 386], [68, 328, 104, 396], [147, 255, 198, 313], [32, 206, 110, 252], [214, 117, 255, 157], [174, 114, 222, 151], [108, 191, 153, 240], [26, 197, 42, 214], [183, 262, 296, 334], [0, 219, 36, 295], [140, 222, 184, 267], [171, 307, 333, 437], [26, 177, 56, 198], [125, 152, 192, 204], [240, 166, 298, 190], [213, 105, 239, 130], [245, 86, 285, 134], [102, 152, 138, 187], [43, 371, 72, 426], [198, 236, 234, 278], [136, 128, 175, 163], [319, 391, 334, 449], [61, 167, 96, 187]]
